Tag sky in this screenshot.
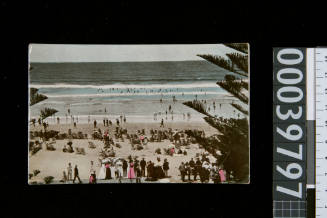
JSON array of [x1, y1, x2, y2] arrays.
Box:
[[29, 44, 243, 62]]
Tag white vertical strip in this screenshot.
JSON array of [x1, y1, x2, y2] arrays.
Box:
[[306, 48, 315, 121], [316, 48, 327, 218]]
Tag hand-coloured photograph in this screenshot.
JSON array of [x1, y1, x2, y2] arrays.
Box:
[[28, 43, 249, 184]]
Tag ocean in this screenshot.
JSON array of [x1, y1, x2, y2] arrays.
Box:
[[29, 61, 246, 122]]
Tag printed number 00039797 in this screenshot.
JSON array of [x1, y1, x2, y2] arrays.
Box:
[[275, 48, 304, 199]]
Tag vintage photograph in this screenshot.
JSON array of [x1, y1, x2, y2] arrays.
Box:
[[28, 43, 249, 184]]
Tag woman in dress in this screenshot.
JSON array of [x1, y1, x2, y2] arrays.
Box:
[[219, 166, 226, 183], [127, 162, 135, 179], [105, 163, 112, 180], [98, 163, 106, 180]]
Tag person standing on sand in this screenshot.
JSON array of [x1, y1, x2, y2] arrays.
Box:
[[90, 161, 97, 184], [179, 162, 186, 182], [57, 117, 60, 124], [219, 166, 226, 183], [73, 165, 82, 184], [105, 162, 112, 180], [140, 158, 146, 177], [146, 161, 152, 178], [98, 163, 106, 180], [67, 163, 72, 181], [61, 171, 67, 183], [128, 162, 136, 180], [94, 120, 97, 128], [194, 158, 202, 181], [185, 162, 191, 181], [103, 118, 105, 126], [88, 115, 90, 124], [116, 159, 123, 178], [160, 118, 164, 128], [122, 159, 128, 177], [163, 159, 169, 177]]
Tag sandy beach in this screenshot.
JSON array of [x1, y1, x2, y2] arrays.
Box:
[[29, 120, 219, 184]]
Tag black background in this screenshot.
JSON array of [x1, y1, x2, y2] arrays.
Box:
[[1, 1, 325, 217]]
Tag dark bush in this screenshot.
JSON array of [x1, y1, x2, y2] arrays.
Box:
[[155, 148, 161, 154], [43, 176, 54, 184], [33, 169, 40, 176]]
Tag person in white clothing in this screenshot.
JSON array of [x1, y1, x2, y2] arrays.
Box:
[[98, 163, 106, 180]]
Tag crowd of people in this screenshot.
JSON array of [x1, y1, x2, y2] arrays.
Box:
[[88, 157, 169, 183], [60, 155, 232, 184], [178, 157, 231, 183]]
